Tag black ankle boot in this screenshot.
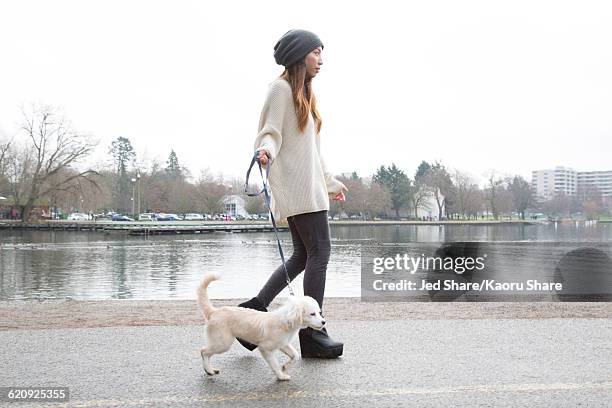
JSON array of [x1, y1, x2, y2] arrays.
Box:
[[236, 297, 267, 351], [299, 326, 343, 358]]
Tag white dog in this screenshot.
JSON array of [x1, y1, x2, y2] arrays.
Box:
[[196, 274, 325, 381]]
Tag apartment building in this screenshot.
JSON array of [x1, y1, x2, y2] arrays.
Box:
[[531, 166, 612, 201], [577, 170, 612, 198], [531, 167, 577, 201]]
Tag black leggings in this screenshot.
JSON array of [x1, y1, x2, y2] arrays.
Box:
[[256, 209, 331, 310]]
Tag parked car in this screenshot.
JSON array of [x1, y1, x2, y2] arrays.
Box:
[[67, 212, 89, 221], [235, 214, 245, 221], [183, 213, 204, 221], [156, 213, 181, 221], [138, 213, 156, 221], [112, 214, 134, 221]]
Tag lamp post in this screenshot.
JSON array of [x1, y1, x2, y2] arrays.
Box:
[[131, 178, 136, 218], [136, 171, 141, 216], [0, 196, 6, 219]]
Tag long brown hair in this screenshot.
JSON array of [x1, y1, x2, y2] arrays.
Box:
[[279, 62, 322, 134]]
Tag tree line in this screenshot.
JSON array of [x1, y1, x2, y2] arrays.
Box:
[[0, 105, 608, 221]]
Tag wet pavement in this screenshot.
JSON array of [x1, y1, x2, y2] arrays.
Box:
[[2, 318, 611, 407]]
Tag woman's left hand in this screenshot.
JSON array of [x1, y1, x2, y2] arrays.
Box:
[[332, 185, 348, 201]]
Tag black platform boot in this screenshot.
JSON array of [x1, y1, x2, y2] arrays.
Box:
[[299, 326, 344, 358], [236, 297, 267, 351]]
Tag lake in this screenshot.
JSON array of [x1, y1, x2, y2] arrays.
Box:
[[1, 222, 611, 300]]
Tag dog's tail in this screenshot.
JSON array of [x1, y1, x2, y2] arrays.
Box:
[[197, 273, 219, 321]]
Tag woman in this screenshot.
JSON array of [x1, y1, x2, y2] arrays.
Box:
[[237, 29, 348, 359]]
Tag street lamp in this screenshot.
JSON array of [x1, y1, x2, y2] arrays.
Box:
[[136, 171, 141, 216], [131, 178, 136, 218]]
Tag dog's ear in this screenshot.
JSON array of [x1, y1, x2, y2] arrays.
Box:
[[284, 299, 304, 328]]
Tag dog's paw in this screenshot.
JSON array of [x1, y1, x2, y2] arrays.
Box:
[[276, 373, 291, 381], [203, 366, 220, 375], [282, 362, 292, 372]]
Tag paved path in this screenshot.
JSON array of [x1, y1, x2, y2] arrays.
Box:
[[3, 298, 611, 330], [2, 318, 611, 407]]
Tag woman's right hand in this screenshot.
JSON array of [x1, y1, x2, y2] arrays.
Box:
[[332, 184, 349, 201], [256, 149, 269, 166]]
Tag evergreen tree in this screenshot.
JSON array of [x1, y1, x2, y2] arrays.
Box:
[[373, 163, 412, 219], [415, 161, 432, 182], [166, 149, 181, 177], [110, 137, 135, 176], [109, 137, 136, 212]]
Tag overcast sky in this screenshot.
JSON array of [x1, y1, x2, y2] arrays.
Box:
[[1, 0, 610, 186]]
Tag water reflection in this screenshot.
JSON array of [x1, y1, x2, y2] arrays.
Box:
[[0, 223, 610, 300]]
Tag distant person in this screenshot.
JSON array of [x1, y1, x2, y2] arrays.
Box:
[[237, 29, 348, 359]]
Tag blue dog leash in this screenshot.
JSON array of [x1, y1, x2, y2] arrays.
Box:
[[244, 151, 295, 296]]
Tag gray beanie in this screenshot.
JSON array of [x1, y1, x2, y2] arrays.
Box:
[[273, 29, 324, 68]]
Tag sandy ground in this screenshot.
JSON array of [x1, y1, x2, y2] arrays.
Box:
[[1, 298, 611, 331]]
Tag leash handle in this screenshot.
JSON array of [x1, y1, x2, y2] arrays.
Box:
[[244, 150, 294, 296]]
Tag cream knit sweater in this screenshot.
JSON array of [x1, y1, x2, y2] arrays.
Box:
[[253, 78, 346, 224]]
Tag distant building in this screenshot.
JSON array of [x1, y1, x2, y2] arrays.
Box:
[[393, 194, 445, 220], [416, 195, 444, 219], [577, 170, 612, 198], [531, 167, 577, 201], [531, 166, 612, 201], [222, 195, 248, 217]]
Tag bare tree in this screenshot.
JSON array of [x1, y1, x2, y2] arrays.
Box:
[[193, 169, 231, 215], [245, 194, 266, 215], [342, 175, 368, 218], [409, 179, 432, 219], [421, 162, 453, 220], [365, 181, 391, 220], [578, 185, 604, 220], [0, 138, 10, 174], [339, 173, 390, 220], [44, 167, 109, 216], [466, 188, 485, 220], [10, 104, 99, 220], [507, 175, 534, 219], [0, 138, 14, 196], [541, 192, 572, 218], [450, 170, 480, 219], [483, 171, 507, 220]]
